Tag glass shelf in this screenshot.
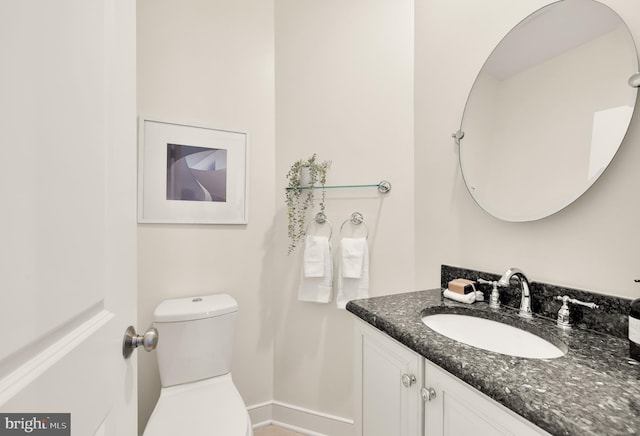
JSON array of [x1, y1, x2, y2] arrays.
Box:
[[285, 180, 391, 194]]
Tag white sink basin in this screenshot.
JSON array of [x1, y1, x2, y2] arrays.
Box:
[[421, 313, 566, 359]]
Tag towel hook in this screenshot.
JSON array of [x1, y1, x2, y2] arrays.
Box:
[[340, 212, 369, 239], [306, 212, 333, 239]]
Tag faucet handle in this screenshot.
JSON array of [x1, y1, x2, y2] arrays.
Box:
[[478, 278, 500, 309], [555, 295, 598, 330], [555, 295, 598, 309]]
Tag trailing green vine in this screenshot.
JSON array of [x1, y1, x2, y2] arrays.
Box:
[[285, 154, 331, 254]]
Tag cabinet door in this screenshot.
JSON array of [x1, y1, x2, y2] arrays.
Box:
[[424, 360, 550, 436], [355, 320, 423, 436]]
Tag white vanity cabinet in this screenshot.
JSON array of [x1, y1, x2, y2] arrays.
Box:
[[354, 319, 424, 436], [355, 320, 551, 436], [423, 360, 551, 436]]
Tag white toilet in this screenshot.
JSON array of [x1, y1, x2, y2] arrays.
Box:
[[143, 293, 253, 436]]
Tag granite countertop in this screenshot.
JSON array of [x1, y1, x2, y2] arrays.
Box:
[[346, 289, 640, 436]]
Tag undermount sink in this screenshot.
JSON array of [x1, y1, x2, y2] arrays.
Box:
[[421, 313, 566, 359]]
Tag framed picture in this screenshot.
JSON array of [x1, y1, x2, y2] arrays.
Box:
[[138, 118, 248, 224]]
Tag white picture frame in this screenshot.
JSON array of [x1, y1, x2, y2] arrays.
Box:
[[138, 117, 248, 224]]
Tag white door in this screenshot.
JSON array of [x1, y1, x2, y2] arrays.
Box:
[[424, 360, 550, 436], [0, 1, 138, 435], [355, 320, 423, 436]]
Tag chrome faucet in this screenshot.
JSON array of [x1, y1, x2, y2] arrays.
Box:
[[498, 267, 533, 319]]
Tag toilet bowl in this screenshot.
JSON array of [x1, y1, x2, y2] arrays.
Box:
[[143, 374, 252, 436], [143, 294, 253, 436]]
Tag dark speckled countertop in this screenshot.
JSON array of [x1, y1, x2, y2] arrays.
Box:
[[346, 289, 640, 436]]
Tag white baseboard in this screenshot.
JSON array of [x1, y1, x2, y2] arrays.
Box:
[[248, 401, 273, 429], [248, 401, 354, 436]]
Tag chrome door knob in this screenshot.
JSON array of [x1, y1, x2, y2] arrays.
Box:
[[401, 373, 416, 388], [421, 387, 437, 402], [122, 325, 158, 359]]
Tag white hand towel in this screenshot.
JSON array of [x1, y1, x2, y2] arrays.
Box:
[[304, 235, 328, 278], [298, 235, 333, 303], [340, 237, 367, 278], [337, 237, 369, 309], [443, 288, 476, 304]]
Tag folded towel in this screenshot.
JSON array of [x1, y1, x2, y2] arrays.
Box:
[[298, 235, 333, 303], [337, 237, 369, 309], [340, 237, 367, 278], [443, 288, 476, 304], [304, 235, 329, 278]]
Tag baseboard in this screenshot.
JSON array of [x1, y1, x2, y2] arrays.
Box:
[[248, 401, 273, 429], [248, 400, 354, 436]]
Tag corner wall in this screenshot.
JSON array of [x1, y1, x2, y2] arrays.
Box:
[[273, 0, 415, 428], [415, 0, 640, 299], [136, 0, 276, 433]]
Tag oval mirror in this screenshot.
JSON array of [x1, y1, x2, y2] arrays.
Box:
[[458, 0, 639, 222]]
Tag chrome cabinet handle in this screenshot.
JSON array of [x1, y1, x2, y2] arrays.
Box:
[[122, 325, 158, 359], [401, 373, 416, 388], [421, 387, 437, 402]]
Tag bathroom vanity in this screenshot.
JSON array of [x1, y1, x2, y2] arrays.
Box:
[[353, 317, 549, 436], [347, 269, 640, 436]]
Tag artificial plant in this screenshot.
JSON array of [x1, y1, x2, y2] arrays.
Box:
[[285, 154, 331, 254]]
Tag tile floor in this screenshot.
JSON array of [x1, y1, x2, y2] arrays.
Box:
[[253, 424, 307, 436]]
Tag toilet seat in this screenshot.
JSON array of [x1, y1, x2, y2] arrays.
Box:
[[143, 373, 252, 436]]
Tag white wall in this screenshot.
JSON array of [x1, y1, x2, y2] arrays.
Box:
[[136, 0, 276, 433], [273, 0, 415, 426], [415, 0, 640, 299]]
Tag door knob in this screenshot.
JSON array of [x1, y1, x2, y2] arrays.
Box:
[[421, 387, 437, 402], [402, 373, 416, 388], [122, 325, 158, 359]]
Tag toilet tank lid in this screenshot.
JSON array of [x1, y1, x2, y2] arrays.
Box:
[[154, 294, 238, 323]]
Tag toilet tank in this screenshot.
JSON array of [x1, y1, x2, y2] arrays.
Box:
[[153, 294, 238, 387]]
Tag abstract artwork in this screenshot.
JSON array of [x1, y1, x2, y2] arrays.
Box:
[[166, 144, 228, 202], [138, 118, 247, 224]]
